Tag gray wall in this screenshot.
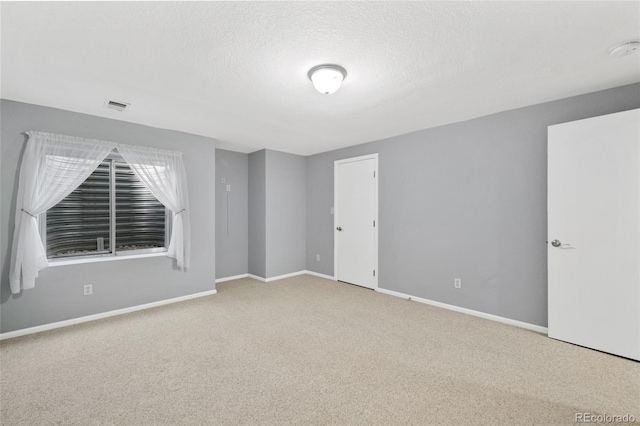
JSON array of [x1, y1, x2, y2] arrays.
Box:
[[248, 150, 266, 277], [247, 149, 307, 279], [306, 83, 640, 327], [1, 100, 216, 333], [215, 149, 248, 279], [265, 150, 306, 278]]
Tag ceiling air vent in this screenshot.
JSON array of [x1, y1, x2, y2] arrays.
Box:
[[104, 99, 130, 112]]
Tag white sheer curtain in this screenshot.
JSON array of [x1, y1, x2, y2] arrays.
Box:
[[9, 131, 116, 294], [117, 145, 191, 269], [10, 131, 191, 294]]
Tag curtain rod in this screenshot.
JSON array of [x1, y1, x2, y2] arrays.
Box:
[[25, 131, 184, 157]]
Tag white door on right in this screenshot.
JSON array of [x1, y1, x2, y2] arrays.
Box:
[[548, 108, 640, 361], [334, 154, 378, 289]]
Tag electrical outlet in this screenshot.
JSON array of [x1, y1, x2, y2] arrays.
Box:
[[316, 254, 320, 262], [226, 184, 231, 192], [84, 284, 93, 296], [454, 278, 461, 289]]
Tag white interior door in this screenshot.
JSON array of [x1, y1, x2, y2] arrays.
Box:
[[335, 154, 378, 289], [548, 108, 640, 361]]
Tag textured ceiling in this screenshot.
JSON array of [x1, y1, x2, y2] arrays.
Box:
[[1, 1, 639, 155]]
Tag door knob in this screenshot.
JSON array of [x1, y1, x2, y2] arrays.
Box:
[[336, 227, 342, 231], [551, 239, 576, 249]]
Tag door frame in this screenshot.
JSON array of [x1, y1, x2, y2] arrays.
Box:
[[334, 153, 379, 289]]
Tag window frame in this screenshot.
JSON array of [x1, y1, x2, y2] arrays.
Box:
[[39, 150, 172, 264]]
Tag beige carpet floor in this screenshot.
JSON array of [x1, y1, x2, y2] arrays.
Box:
[[1, 275, 638, 425]]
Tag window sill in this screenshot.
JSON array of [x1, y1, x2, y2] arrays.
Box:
[[47, 251, 167, 267]]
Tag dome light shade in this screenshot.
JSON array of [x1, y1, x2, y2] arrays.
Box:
[[308, 65, 347, 95]]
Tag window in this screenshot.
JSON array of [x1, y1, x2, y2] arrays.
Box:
[[42, 151, 170, 259], [11, 131, 190, 294]]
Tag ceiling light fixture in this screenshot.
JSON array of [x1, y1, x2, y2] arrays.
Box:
[[308, 64, 347, 95], [609, 40, 639, 58]]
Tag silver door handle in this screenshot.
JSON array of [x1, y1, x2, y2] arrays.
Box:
[[551, 240, 575, 249]]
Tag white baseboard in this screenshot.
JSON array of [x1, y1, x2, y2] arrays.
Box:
[[304, 270, 337, 281], [264, 271, 304, 283], [248, 270, 337, 283], [0, 289, 218, 341], [265, 271, 308, 282], [215, 273, 249, 283], [247, 274, 267, 282], [249, 270, 307, 282], [375, 288, 548, 334]]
